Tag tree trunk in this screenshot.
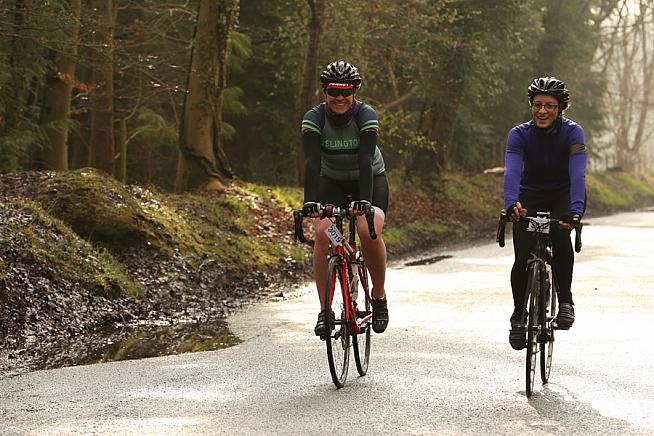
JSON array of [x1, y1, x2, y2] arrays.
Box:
[[609, 0, 653, 171], [295, 0, 325, 186], [175, 0, 238, 192], [538, 0, 565, 73], [88, 0, 116, 176], [4, 0, 34, 170], [117, 117, 127, 182], [419, 51, 464, 173], [40, 0, 82, 171]]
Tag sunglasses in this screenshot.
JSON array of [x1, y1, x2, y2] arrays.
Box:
[[326, 87, 354, 98]]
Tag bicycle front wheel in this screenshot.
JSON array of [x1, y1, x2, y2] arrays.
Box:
[[324, 256, 350, 388], [540, 266, 557, 383], [525, 263, 541, 397], [352, 261, 371, 376]]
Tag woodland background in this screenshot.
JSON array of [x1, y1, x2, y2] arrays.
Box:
[[1, 0, 653, 192], [2, 0, 654, 371]]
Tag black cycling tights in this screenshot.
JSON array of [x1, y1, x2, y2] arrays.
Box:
[[511, 191, 575, 313]]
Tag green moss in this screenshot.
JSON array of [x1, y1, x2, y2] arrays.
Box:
[[8, 197, 141, 297], [33, 169, 196, 255], [586, 172, 654, 213], [381, 227, 404, 246], [406, 220, 451, 238], [244, 183, 303, 210]]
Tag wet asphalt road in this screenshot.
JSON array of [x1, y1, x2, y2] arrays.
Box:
[[1, 211, 653, 435]]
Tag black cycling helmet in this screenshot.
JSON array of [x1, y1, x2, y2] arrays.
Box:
[[527, 76, 570, 111], [320, 60, 362, 88]]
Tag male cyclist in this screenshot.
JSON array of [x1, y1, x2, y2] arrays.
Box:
[[504, 77, 587, 350], [301, 60, 389, 337]]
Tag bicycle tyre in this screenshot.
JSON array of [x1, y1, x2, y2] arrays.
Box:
[[525, 263, 541, 397], [352, 260, 371, 376], [325, 256, 350, 388], [540, 266, 557, 383]]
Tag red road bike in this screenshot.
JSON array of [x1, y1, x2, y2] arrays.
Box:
[[294, 204, 377, 388]]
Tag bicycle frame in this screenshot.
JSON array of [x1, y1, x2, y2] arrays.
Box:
[[293, 204, 377, 336], [327, 213, 373, 336], [521, 215, 555, 324], [497, 209, 582, 396]]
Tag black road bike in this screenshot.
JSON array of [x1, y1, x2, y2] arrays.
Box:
[[497, 210, 582, 397]]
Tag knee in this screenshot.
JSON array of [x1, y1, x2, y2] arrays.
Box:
[[313, 222, 331, 253]]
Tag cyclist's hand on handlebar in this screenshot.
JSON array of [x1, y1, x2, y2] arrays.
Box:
[[558, 213, 580, 230], [302, 201, 322, 218], [349, 199, 371, 216], [507, 201, 527, 222]]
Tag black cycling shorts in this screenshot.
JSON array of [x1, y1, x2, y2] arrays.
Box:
[[316, 172, 389, 214]]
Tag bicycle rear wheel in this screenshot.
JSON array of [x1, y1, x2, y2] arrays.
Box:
[[352, 260, 371, 376], [324, 256, 350, 388], [540, 266, 557, 383], [525, 263, 541, 397]]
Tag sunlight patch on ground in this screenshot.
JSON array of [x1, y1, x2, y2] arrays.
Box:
[[125, 385, 231, 402], [41, 417, 206, 436]]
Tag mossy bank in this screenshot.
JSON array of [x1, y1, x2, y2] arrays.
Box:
[[1, 169, 653, 374]]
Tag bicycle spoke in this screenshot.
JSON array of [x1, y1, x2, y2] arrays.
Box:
[[353, 260, 371, 376], [324, 257, 350, 388]]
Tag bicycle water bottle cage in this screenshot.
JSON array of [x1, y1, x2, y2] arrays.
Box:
[[528, 212, 550, 234]]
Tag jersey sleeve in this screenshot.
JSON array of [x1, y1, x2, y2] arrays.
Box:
[[302, 131, 322, 203], [567, 124, 587, 215], [355, 104, 379, 133], [568, 124, 586, 154], [503, 128, 524, 209], [357, 130, 377, 202], [301, 105, 323, 135]]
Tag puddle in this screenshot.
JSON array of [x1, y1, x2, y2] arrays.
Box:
[[1, 320, 242, 376], [75, 320, 242, 365], [403, 254, 452, 267]]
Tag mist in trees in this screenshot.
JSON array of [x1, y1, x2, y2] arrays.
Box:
[[594, 0, 654, 171], [0, 0, 649, 191]]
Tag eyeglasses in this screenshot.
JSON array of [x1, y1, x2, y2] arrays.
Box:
[[532, 102, 558, 111], [326, 88, 354, 98]]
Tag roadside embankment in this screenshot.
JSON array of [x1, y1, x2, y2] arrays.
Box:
[[1, 169, 653, 374]]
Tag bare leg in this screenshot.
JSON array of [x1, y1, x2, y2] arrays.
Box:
[[356, 213, 386, 299], [313, 218, 332, 309]]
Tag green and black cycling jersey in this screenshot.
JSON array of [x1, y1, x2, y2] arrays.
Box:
[[301, 102, 385, 203]]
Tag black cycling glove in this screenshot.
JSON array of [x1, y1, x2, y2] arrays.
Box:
[[350, 199, 372, 213], [561, 213, 581, 224], [302, 201, 322, 216]]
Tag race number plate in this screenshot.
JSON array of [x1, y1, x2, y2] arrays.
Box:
[[528, 216, 550, 234], [325, 223, 345, 246]]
